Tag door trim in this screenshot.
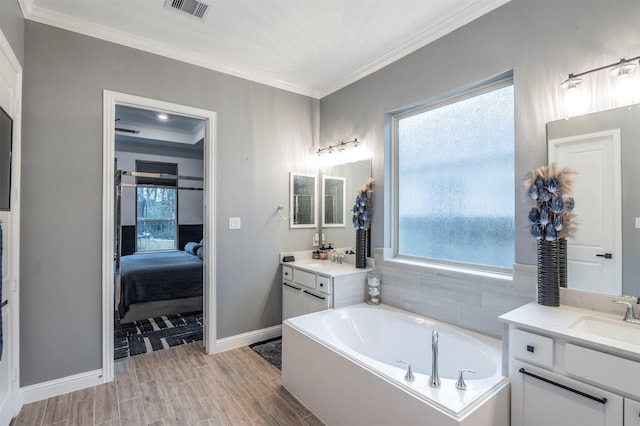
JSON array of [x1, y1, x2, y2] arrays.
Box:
[[102, 91, 217, 382], [0, 26, 23, 422]]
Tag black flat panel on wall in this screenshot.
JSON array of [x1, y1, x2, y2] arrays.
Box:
[[121, 226, 136, 256], [0, 106, 13, 211], [179, 224, 203, 249]]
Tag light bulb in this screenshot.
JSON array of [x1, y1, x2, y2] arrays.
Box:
[[561, 76, 584, 117]]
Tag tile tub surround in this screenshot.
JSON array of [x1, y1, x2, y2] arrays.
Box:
[[374, 248, 536, 338], [374, 248, 639, 339]]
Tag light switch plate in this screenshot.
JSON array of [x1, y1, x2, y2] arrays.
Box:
[[229, 217, 241, 229], [636, 217, 640, 229]]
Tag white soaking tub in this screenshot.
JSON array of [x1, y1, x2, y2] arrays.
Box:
[[282, 303, 509, 426]]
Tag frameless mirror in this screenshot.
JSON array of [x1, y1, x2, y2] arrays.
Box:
[[320, 159, 372, 250], [290, 172, 317, 228], [322, 176, 345, 227], [547, 103, 640, 297]]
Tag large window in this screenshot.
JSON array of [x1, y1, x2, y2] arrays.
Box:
[[136, 161, 178, 252], [394, 79, 514, 271]]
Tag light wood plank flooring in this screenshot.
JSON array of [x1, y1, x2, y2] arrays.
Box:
[[11, 342, 323, 425]]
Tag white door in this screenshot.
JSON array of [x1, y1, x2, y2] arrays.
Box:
[[0, 30, 22, 424], [548, 130, 622, 295]]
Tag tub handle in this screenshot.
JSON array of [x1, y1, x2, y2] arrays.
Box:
[[455, 369, 476, 390], [396, 360, 415, 382]]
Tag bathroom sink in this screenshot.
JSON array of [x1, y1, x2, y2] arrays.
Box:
[[568, 316, 640, 346]]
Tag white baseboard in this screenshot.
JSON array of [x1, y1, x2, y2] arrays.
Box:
[[21, 369, 104, 404], [19, 325, 282, 404], [215, 324, 282, 353]]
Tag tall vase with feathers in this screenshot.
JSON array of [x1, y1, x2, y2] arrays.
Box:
[[524, 164, 576, 306]]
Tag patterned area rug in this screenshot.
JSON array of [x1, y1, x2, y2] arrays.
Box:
[[250, 337, 282, 369], [114, 311, 203, 359]]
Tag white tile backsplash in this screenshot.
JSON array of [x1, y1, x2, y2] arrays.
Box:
[[375, 248, 536, 338]]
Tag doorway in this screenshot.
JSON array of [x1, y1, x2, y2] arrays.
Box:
[[102, 91, 217, 382]]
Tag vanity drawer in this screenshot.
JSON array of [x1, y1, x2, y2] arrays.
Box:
[[565, 343, 640, 396], [282, 265, 293, 281], [512, 328, 554, 369], [293, 268, 316, 290]]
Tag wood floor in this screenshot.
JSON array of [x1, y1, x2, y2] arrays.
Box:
[[11, 342, 323, 425]]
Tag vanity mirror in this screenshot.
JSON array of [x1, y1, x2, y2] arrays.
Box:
[[322, 176, 345, 227], [320, 159, 372, 251], [290, 172, 317, 228], [547, 103, 640, 297]]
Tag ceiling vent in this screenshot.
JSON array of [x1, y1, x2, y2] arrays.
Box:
[[164, 0, 210, 20]]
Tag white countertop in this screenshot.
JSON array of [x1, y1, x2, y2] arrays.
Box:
[[500, 303, 640, 360], [280, 250, 372, 277], [282, 258, 371, 276]]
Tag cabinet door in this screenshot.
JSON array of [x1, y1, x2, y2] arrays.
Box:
[[513, 361, 623, 426], [282, 282, 303, 321], [626, 398, 640, 426], [302, 290, 329, 315]]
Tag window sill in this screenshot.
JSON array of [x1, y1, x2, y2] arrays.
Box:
[[380, 250, 513, 282]]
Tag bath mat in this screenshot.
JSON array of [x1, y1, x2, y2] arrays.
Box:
[[250, 337, 282, 369], [114, 311, 203, 359]]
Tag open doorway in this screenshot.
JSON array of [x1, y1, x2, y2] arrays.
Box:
[[102, 91, 217, 382], [113, 105, 205, 359]]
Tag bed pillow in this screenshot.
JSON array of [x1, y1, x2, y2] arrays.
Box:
[[196, 246, 204, 260], [184, 242, 201, 256], [199, 239, 204, 246]]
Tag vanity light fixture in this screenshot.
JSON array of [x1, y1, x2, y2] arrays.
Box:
[[317, 138, 359, 156], [561, 56, 640, 90]]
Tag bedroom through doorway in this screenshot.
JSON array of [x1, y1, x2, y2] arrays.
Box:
[[102, 92, 217, 380], [113, 105, 206, 359]]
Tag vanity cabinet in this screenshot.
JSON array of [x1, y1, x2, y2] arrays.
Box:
[[501, 304, 640, 426], [281, 263, 367, 321]]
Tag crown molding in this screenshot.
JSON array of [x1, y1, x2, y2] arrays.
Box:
[[20, 0, 319, 98], [20, 0, 510, 100], [317, 0, 511, 98]]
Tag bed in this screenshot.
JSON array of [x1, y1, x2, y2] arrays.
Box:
[[117, 248, 203, 323]]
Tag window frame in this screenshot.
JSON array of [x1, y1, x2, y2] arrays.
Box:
[[135, 160, 179, 253], [389, 77, 515, 276]]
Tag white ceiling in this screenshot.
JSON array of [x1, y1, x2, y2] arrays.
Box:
[[21, 0, 510, 98]]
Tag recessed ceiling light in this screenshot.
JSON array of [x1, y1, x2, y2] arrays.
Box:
[[157, 113, 169, 121]]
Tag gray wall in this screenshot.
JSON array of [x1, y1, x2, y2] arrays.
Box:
[[21, 21, 318, 386], [0, 0, 24, 66], [319, 0, 640, 337]]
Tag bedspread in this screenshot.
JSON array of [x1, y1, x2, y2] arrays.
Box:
[[118, 251, 203, 317]]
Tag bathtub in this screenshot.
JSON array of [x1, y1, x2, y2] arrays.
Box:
[[282, 303, 509, 426]]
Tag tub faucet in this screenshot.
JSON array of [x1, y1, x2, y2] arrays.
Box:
[[429, 330, 440, 388]]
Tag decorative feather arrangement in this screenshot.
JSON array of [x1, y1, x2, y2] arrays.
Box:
[[352, 178, 375, 230], [523, 163, 577, 241]]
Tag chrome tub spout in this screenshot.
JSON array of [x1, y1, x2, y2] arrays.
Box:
[[429, 330, 440, 388]]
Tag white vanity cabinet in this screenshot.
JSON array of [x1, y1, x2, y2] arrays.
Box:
[[501, 303, 640, 426], [281, 263, 367, 321]]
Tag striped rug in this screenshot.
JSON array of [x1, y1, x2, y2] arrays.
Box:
[[114, 311, 203, 359]]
